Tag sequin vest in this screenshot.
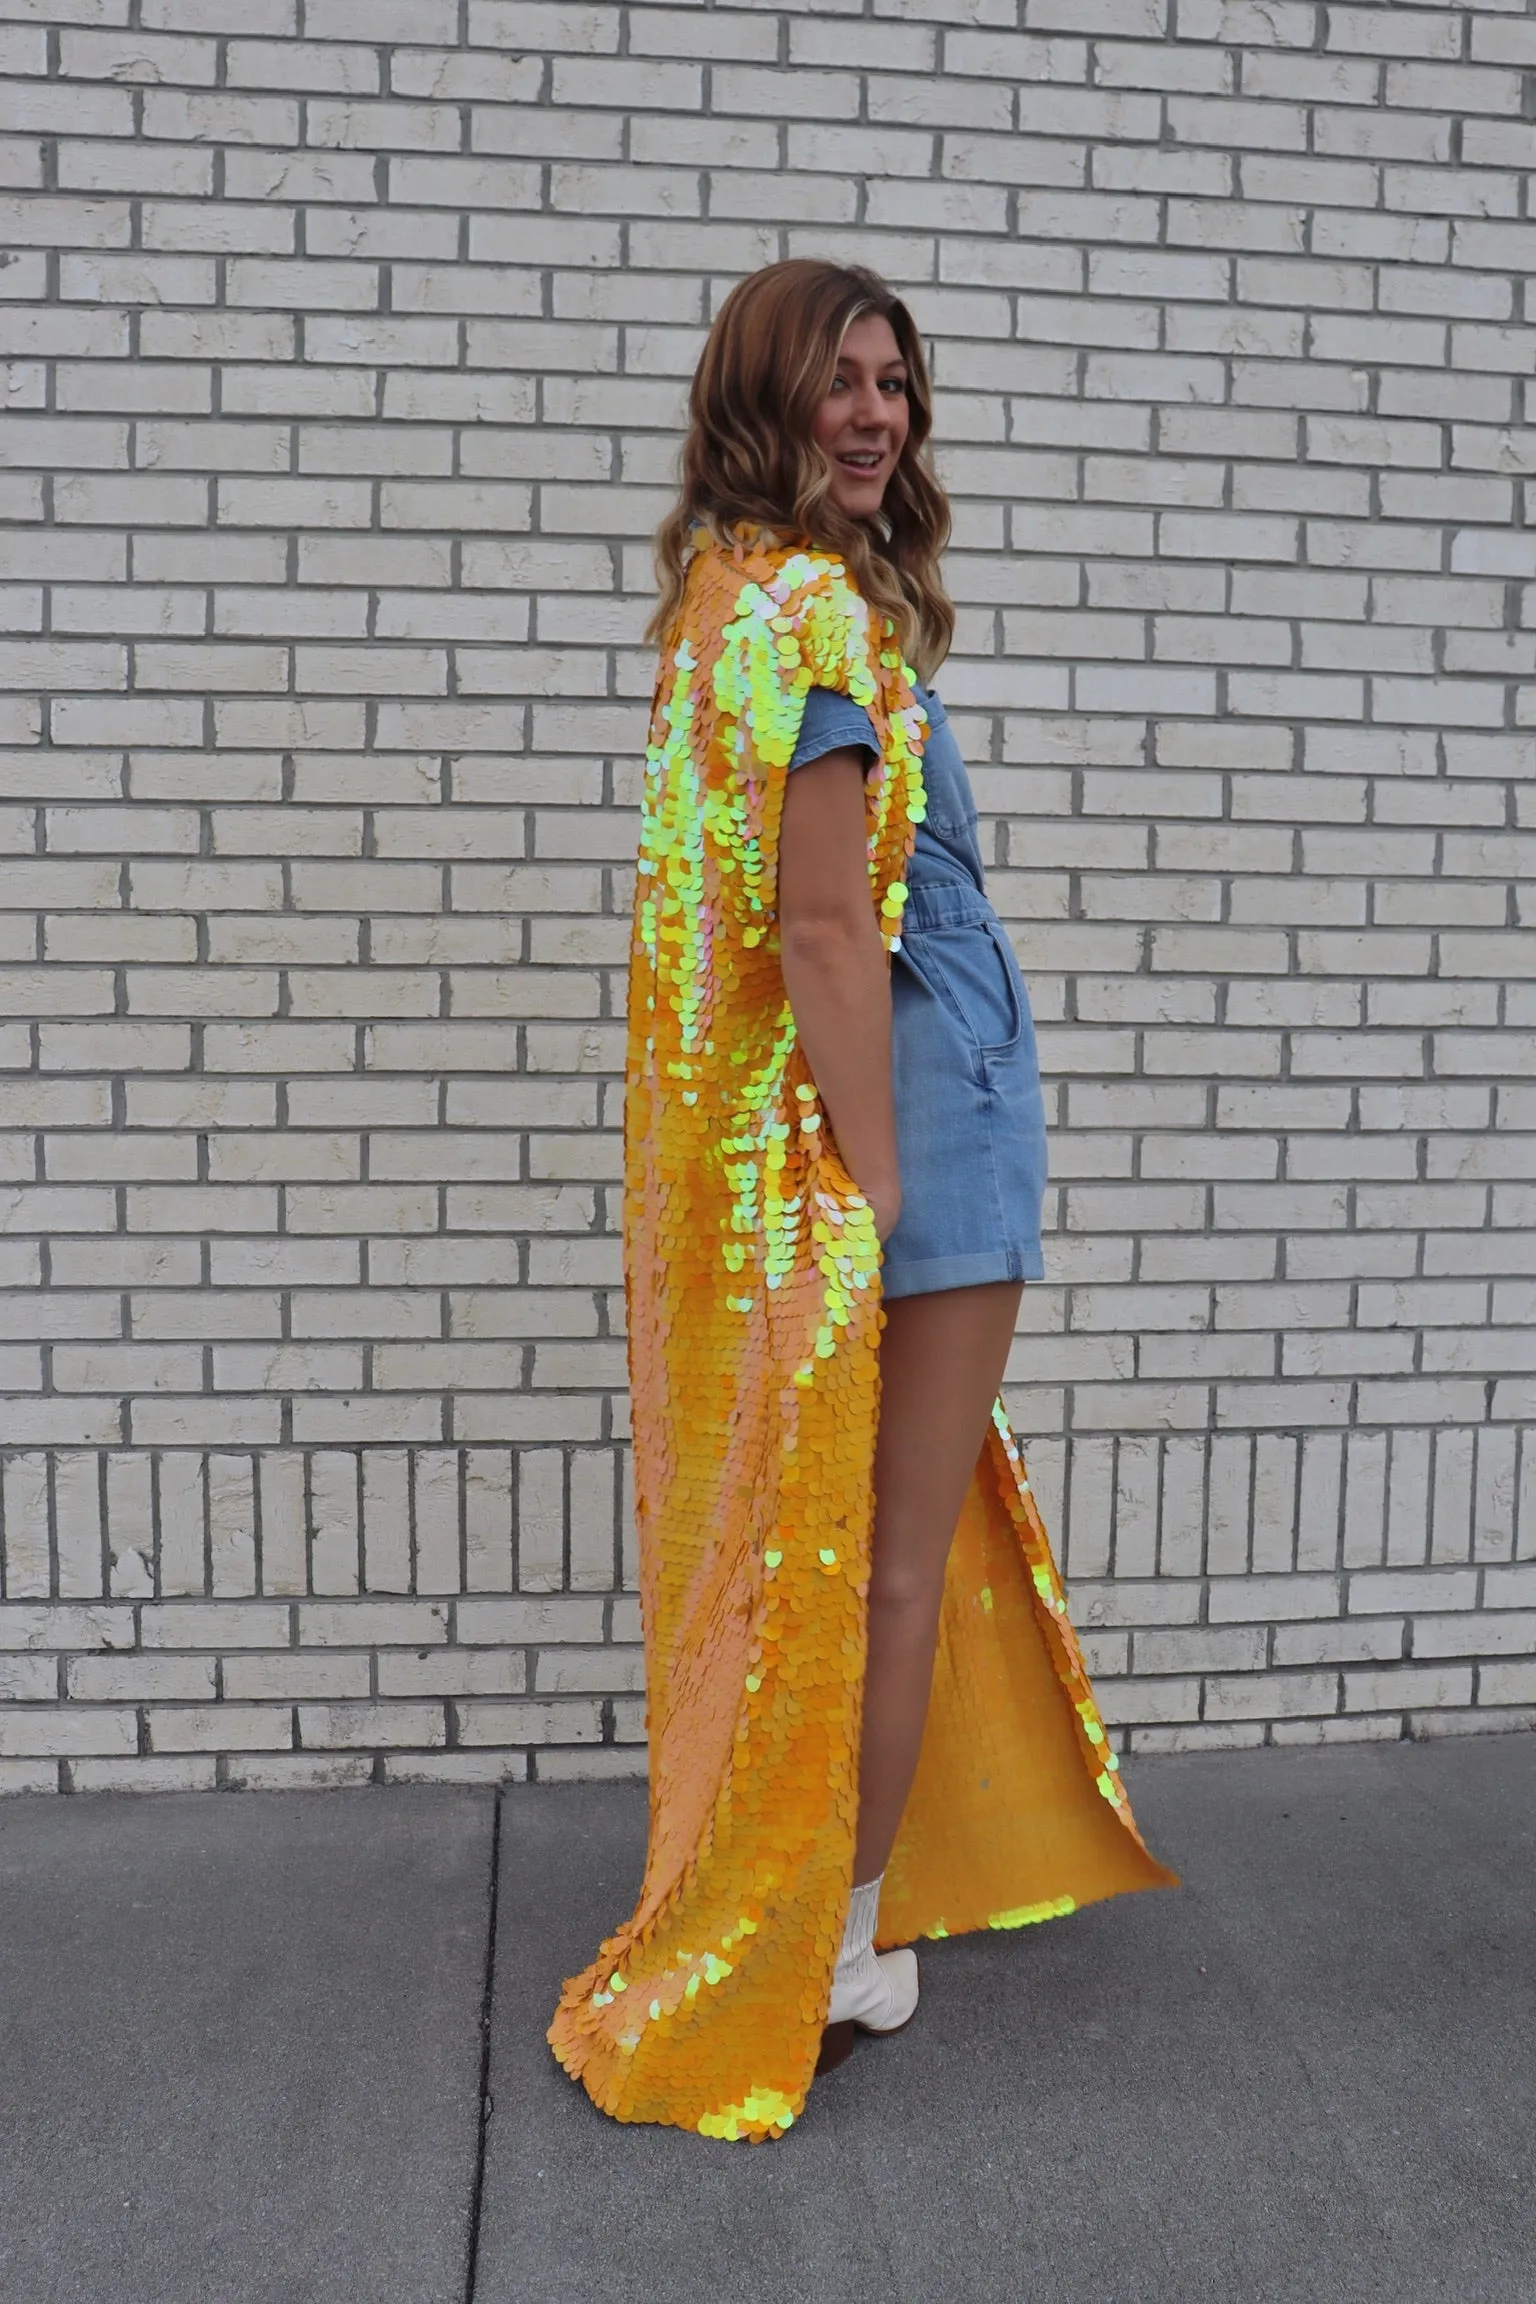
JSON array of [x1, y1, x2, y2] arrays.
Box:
[[547, 533, 1175, 2142]]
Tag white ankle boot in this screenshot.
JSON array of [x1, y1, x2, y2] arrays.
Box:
[[828, 1944, 920, 2031], [825, 1875, 920, 2037]]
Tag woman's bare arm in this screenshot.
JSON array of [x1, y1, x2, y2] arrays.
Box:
[[777, 748, 901, 1240]]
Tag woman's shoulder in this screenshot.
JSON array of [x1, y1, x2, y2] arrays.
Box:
[[674, 534, 877, 696], [682, 525, 865, 612]]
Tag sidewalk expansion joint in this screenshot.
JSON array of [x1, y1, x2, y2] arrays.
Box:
[[464, 1785, 504, 2304]]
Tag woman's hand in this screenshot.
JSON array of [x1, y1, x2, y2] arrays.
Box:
[[866, 1176, 903, 1244], [777, 745, 902, 1245]]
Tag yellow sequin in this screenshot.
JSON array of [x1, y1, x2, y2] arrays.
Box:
[[546, 533, 1176, 2143]]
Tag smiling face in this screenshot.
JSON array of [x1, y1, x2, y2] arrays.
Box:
[[810, 310, 911, 522]]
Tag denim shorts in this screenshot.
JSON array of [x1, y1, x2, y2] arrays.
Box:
[[882, 880, 1049, 1301]]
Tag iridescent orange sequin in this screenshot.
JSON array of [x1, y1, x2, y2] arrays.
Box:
[[547, 534, 1176, 2143]]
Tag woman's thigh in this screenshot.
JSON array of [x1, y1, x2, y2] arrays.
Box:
[[869, 1280, 1024, 1609]]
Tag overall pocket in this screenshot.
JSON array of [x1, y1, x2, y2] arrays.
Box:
[[899, 912, 1026, 1076]]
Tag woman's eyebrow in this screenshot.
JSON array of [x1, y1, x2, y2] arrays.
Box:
[[832, 354, 908, 379]]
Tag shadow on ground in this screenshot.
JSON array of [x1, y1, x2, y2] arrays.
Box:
[[0, 1736, 1530, 2303]]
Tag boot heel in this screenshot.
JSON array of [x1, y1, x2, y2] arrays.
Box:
[[815, 2019, 855, 2074]]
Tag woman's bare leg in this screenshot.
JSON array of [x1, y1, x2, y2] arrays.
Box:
[[852, 1279, 1025, 1886]]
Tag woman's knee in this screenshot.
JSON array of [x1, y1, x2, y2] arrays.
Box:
[[867, 1550, 946, 1624]]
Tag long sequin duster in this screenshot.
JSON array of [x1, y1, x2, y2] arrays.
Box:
[[547, 532, 1176, 2142]]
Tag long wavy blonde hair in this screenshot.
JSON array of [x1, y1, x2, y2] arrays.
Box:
[[648, 259, 954, 681]]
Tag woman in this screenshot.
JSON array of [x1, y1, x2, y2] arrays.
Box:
[[549, 259, 1175, 2142]]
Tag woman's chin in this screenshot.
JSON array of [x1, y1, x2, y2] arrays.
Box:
[[829, 484, 888, 521]]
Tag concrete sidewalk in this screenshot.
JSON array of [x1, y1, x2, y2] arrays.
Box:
[[1, 1736, 1530, 2304]]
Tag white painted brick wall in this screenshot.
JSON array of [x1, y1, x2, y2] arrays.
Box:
[[1, 0, 1533, 1790]]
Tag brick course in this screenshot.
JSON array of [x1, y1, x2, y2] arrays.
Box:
[[0, 0, 1533, 1787]]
